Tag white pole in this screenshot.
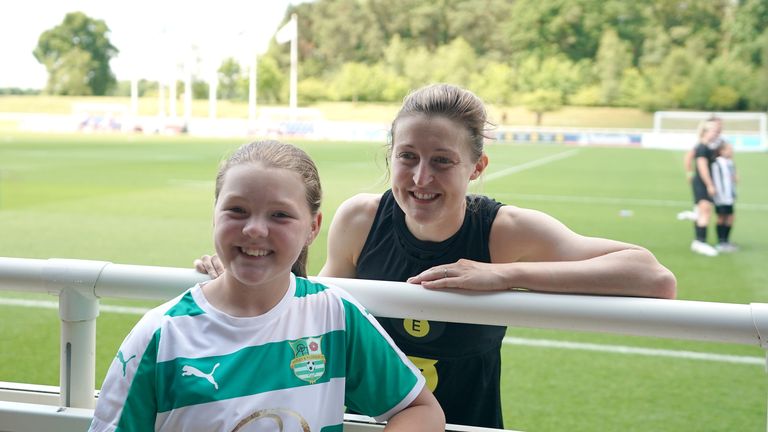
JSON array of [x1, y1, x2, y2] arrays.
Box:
[[184, 55, 192, 126], [169, 68, 177, 119], [130, 77, 138, 118], [248, 54, 257, 124], [158, 82, 166, 119], [208, 70, 218, 120], [289, 14, 298, 118]]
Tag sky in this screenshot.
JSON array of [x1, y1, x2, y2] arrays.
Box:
[[0, 0, 297, 89]]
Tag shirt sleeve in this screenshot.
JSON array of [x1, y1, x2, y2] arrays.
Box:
[[89, 309, 163, 432], [335, 288, 426, 422]]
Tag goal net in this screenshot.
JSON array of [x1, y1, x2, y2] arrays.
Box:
[[650, 111, 768, 152]]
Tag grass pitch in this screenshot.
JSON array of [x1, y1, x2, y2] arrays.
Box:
[[1, 132, 767, 431]]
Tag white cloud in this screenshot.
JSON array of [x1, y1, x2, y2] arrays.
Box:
[[0, 0, 294, 89]]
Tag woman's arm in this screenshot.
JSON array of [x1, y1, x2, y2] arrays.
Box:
[[383, 387, 445, 432], [319, 193, 380, 278], [408, 206, 676, 299], [696, 156, 716, 196]]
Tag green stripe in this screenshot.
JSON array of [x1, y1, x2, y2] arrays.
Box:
[[156, 330, 345, 412], [294, 276, 328, 298], [342, 298, 418, 417], [116, 329, 160, 431], [165, 290, 205, 317], [320, 424, 343, 432]]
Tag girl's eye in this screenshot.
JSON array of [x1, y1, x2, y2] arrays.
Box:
[[273, 211, 292, 219], [433, 156, 454, 165], [226, 206, 246, 215], [396, 152, 417, 160]]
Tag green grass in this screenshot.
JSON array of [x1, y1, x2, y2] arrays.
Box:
[[1, 132, 767, 431]]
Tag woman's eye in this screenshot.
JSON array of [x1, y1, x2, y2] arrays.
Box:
[[228, 207, 246, 214], [433, 156, 453, 165], [273, 211, 291, 218], [396, 152, 417, 160]]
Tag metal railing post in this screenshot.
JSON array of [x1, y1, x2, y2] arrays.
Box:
[[45, 259, 109, 409]]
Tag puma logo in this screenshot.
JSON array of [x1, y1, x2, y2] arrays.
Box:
[[116, 351, 136, 377], [182, 363, 220, 390]]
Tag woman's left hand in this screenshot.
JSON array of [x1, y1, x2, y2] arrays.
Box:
[[406, 259, 510, 291]]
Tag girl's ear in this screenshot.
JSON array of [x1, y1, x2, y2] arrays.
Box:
[[470, 153, 489, 180], [306, 212, 323, 246]]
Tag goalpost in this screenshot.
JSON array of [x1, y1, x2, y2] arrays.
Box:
[[650, 111, 768, 152]]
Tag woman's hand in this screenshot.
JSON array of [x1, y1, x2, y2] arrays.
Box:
[[193, 254, 225, 278], [406, 259, 511, 291]]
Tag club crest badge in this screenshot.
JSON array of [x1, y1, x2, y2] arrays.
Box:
[[289, 336, 326, 384]]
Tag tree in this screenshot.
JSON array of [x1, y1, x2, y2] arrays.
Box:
[[595, 28, 632, 105], [33, 12, 118, 95], [522, 89, 563, 126]]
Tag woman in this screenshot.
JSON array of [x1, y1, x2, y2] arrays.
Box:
[[688, 119, 724, 256], [198, 84, 676, 428]]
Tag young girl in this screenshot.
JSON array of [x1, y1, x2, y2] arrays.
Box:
[[90, 141, 443, 432], [711, 142, 738, 252]]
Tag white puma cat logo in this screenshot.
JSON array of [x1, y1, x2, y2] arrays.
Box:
[[181, 363, 220, 390]]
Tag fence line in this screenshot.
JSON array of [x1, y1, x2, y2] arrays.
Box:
[[1, 257, 768, 431]]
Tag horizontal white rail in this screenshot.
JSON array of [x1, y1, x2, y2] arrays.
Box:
[[1, 257, 767, 431], [2, 257, 768, 346]]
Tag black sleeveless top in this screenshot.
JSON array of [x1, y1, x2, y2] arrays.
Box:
[[357, 190, 506, 428]]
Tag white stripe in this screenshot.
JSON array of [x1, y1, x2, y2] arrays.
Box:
[[3, 298, 763, 365], [503, 336, 764, 365], [0, 297, 150, 314], [484, 149, 580, 182], [495, 192, 768, 211]]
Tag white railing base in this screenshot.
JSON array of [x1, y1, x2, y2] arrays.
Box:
[[0, 385, 518, 431]]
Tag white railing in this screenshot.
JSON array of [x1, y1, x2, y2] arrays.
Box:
[[1, 257, 768, 431]]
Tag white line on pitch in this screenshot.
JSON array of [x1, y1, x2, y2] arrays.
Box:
[[0, 298, 150, 315], [497, 193, 768, 212], [503, 336, 763, 365], [484, 149, 580, 182], [2, 298, 762, 366]]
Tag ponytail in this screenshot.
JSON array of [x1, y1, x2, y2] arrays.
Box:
[[291, 245, 309, 278]]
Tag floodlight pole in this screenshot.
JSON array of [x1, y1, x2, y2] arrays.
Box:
[[249, 54, 257, 124], [184, 53, 193, 126], [289, 13, 298, 119]]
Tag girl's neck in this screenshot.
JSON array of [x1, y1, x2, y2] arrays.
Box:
[[202, 274, 290, 317]]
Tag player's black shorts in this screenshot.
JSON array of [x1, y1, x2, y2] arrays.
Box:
[[692, 179, 713, 203], [715, 205, 734, 215]]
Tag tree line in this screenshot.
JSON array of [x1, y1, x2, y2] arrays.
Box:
[[29, 1, 768, 115]]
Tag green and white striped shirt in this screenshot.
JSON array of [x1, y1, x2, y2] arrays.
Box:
[[90, 274, 424, 432]]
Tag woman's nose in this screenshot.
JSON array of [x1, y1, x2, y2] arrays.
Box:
[[413, 162, 433, 186]]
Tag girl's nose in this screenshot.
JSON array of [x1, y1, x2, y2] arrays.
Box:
[[243, 216, 268, 237]]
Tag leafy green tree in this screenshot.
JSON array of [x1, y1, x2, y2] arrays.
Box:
[[522, 89, 563, 125], [470, 62, 515, 105], [33, 12, 118, 95], [257, 55, 286, 104], [595, 28, 632, 105]]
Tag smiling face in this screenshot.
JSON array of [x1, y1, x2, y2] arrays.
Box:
[[390, 114, 487, 240], [213, 163, 320, 293]]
